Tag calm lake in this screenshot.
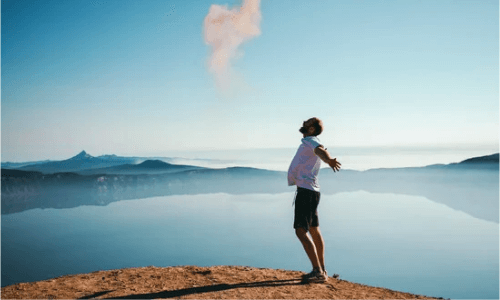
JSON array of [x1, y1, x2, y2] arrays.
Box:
[[2, 191, 498, 299]]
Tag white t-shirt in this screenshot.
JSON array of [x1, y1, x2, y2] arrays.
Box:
[[287, 136, 323, 192]]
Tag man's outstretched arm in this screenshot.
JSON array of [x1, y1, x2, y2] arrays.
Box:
[[314, 145, 341, 172]]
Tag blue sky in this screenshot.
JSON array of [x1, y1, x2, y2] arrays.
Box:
[[2, 0, 498, 162]]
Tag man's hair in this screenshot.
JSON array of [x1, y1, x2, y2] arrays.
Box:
[[311, 118, 323, 136]]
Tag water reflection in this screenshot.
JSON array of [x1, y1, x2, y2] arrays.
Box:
[[2, 166, 498, 223], [2, 192, 498, 299]]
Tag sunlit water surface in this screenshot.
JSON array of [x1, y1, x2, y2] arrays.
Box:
[[2, 192, 498, 299]]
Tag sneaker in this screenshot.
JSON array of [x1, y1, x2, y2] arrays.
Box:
[[302, 268, 320, 279], [303, 269, 327, 283]]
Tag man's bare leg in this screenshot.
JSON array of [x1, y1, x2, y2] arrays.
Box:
[[295, 228, 321, 271], [309, 226, 325, 272]]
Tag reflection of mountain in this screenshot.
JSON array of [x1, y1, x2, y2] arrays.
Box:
[[1, 154, 498, 223], [321, 170, 498, 223]]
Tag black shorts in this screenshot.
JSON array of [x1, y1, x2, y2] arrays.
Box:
[[293, 187, 320, 231]]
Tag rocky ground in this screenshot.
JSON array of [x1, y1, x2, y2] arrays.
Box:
[[1, 265, 444, 299]]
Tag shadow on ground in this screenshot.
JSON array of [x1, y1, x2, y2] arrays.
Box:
[[80, 278, 307, 299]]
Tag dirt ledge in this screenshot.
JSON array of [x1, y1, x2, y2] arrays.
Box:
[[1, 265, 445, 299]]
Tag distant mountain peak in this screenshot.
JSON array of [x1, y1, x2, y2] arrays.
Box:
[[70, 151, 93, 160], [459, 153, 499, 164]]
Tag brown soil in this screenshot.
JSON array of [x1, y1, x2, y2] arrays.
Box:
[[1, 265, 443, 299]]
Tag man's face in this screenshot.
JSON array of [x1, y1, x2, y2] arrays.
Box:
[[299, 119, 315, 135]]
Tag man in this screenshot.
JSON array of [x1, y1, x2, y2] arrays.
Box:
[[288, 117, 341, 283]]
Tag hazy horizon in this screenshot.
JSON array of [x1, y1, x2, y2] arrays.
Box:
[[2, 143, 498, 172]]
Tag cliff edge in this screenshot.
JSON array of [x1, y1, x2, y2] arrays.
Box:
[[1, 265, 444, 299]]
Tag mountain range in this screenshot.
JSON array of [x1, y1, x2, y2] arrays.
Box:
[[1, 152, 498, 223], [3, 151, 143, 174], [3, 151, 499, 174], [75, 159, 206, 175]]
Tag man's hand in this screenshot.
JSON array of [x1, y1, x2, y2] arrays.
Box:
[[314, 146, 342, 172], [328, 158, 341, 172]]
